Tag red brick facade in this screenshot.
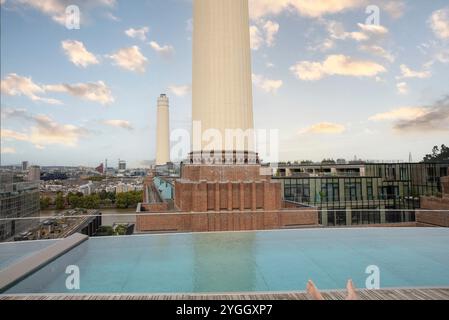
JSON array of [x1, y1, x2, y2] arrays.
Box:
[[136, 209, 318, 232], [136, 164, 319, 233]]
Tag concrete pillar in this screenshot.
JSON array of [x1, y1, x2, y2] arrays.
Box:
[[156, 94, 170, 165], [380, 205, 386, 224], [346, 207, 352, 226], [321, 209, 328, 226]]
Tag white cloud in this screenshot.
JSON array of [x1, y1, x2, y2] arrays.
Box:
[[1, 129, 28, 141], [398, 64, 431, 79], [359, 44, 395, 62], [103, 119, 133, 130], [149, 41, 174, 57], [249, 0, 364, 20], [381, 0, 406, 19], [1, 73, 62, 105], [326, 21, 388, 42], [168, 85, 190, 97], [15, 0, 116, 25], [1, 113, 88, 148], [298, 122, 346, 135], [290, 54, 386, 81], [125, 27, 149, 41], [1, 73, 113, 105], [396, 82, 408, 95], [61, 40, 99, 68], [369, 107, 428, 121], [252, 74, 283, 93], [45, 81, 114, 105], [108, 46, 148, 73], [369, 97, 449, 132], [429, 7, 449, 39], [1, 146, 16, 154], [250, 26, 264, 50], [250, 20, 280, 50]]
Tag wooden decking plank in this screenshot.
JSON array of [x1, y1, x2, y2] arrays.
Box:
[[1, 288, 449, 300]]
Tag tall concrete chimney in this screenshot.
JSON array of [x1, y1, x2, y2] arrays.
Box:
[[192, 0, 255, 154], [156, 94, 170, 165]]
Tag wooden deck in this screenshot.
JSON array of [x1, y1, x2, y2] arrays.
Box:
[[2, 288, 449, 300]]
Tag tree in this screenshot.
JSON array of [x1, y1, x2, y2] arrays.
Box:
[[40, 197, 51, 210], [423, 144, 449, 162], [55, 193, 65, 210]]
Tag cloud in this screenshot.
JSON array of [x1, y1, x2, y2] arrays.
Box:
[[250, 20, 280, 50], [168, 85, 190, 97], [381, 0, 406, 19], [125, 27, 149, 41], [298, 122, 346, 134], [61, 40, 99, 68], [250, 26, 264, 50], [371, 97, 449, 132], [393, 97, 449, 132], [45, 81, 114, 105], [103, 119, 133, 130], [326, 21, 388, 42], [397, 64, 431, 79], [396, 82, 408, 95], [2, 110, 88, 147], [252, 74, 283, 93], [429, 7, 449, 39], [1, 128, 28, 141], [149, 41, 174, 57], [15, 0, 116, 25], [1, 73, 62, 104], [108, 46, 148, 73], [1, 146, 16, 154], [359, 44, 394, 62], [1, 73, 113, 105], [290, 54, 386, 81], [369, 107, 428, 121], [249, 0, 364, 20]]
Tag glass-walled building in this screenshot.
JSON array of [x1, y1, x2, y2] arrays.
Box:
[[274, 162, 449, 227], [0, 174, 40, 241]]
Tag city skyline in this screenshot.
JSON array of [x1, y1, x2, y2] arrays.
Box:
[[1, 0, 449, 168]]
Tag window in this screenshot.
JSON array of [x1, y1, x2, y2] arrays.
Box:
[[367, 180, 374, 200], [321, 182, 339, 202], [345, 180, 362, 201]]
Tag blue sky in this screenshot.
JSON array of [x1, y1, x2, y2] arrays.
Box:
[[1, 0, 449, 168]]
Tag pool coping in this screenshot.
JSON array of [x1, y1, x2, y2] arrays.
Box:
[[0, 233, 88, 293]]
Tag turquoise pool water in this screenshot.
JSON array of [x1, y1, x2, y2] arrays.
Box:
[[3, 228, 449, 294], [0, 239, 58, 270]]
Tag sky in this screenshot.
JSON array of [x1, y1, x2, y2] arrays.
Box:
[[1, 0, 449, 168]]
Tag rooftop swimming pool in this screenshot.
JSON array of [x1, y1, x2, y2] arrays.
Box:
[[2, 228, 449, 294]]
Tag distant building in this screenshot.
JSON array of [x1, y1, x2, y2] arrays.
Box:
[[79, 182, 95, 196], [118, 160, 126, 171], [28, 166, 41, 182], [96, 163, 104, 174], [275, 162, 449, 227], [0, 174, 40, 241], [21, 161, 29, 171]]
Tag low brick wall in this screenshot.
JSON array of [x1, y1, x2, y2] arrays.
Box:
[[416, 196, 449, 227], [136, 208, 318, 233], [140, 202, 169, 212]]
